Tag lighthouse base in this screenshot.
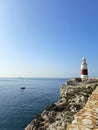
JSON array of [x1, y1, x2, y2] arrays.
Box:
[[81, 75, 88, 79]]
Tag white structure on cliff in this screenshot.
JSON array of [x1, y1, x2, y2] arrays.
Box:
[[80, 57, 88, 79]]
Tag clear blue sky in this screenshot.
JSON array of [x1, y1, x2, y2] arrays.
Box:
[[0, 0, 98, 78]]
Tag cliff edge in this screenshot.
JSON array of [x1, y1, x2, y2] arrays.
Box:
[[24, 78, 98, 130]]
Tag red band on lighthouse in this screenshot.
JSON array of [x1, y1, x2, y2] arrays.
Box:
[[81, 69, 88, 75]]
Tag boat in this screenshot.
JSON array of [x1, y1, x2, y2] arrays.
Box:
[[20, 85, 25, 89]]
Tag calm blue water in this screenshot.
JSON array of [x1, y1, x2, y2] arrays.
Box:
[[0, 78, 66, 130]]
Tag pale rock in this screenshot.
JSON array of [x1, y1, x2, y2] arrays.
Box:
[[81, 96, 85, 101], [96, 108, 98, 112], [55, 98, 67, 106], [62, 121, 65, 127], [80, 127, 89, 130], [68, 127, 79, 130], [47, 128, 56, 130], [72, 119, 78, 125], [82, 118, 92, 125], [73, 96, 80, 104], [57, 126, 64, 130], [89, 125, 94, 129]]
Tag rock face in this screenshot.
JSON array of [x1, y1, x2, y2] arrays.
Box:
[[24, 78, 98, 130], [67, 86, 98, 130]]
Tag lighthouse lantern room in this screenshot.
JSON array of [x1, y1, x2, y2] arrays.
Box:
[[80, 57, 88, 79]]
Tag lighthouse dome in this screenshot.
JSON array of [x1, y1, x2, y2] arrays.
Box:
[[82, 57, 86, 61], [82, 57, 87, 64]]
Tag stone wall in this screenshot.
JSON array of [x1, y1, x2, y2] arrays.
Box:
[[24, 78, 98, 130], [67, 86, 98, 130]]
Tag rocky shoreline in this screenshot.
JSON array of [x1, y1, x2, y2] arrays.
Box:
[[24, 78, 98, 130]]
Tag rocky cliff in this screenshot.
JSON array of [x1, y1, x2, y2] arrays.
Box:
[[24, 78, 98, 130]]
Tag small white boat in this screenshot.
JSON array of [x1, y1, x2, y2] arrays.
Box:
[[20, 85, 25, 89]]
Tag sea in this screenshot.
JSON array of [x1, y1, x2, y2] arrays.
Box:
[[0, 78, 67, 130]]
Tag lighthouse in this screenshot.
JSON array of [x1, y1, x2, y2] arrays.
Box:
[[80, 57, 88, 79]]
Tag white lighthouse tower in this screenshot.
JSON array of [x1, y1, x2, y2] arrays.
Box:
[[80, 57, 88, 79]]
